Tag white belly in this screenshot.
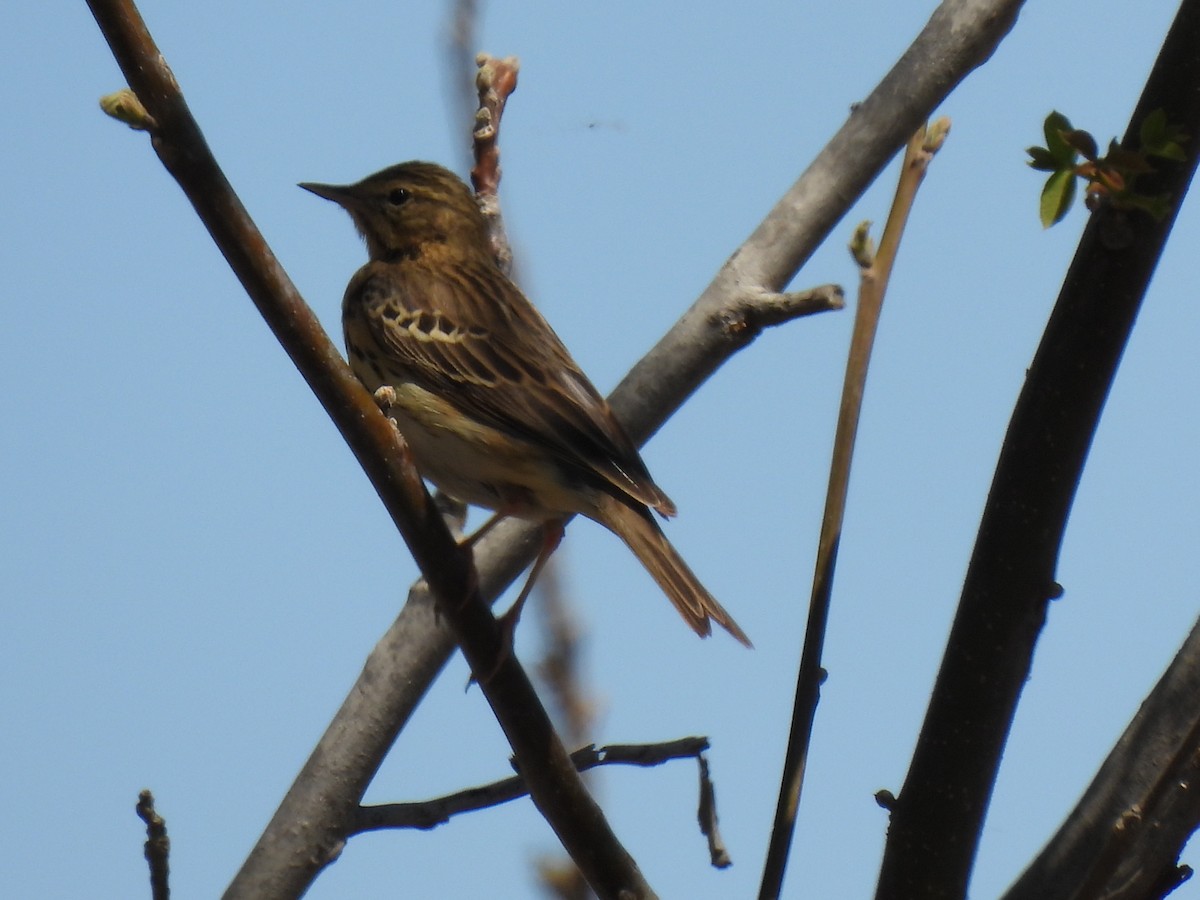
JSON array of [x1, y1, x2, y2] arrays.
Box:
[[384, 382, 588, 519]]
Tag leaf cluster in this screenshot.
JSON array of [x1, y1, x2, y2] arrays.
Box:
[[1027, 109, 1186, 227]]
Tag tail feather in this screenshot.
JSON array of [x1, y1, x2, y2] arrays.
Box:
[[595, 494, 752, 647]]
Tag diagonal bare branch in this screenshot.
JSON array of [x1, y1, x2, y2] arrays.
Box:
[[1002, 616, 1200, 900]]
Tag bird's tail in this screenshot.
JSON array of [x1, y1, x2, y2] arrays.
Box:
[[595, 494, 752, 647]]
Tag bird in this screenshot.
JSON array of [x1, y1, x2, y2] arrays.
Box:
[[300, 161, 750, 647]]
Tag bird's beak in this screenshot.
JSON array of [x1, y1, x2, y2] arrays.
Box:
[[298, 181, 357, 208]]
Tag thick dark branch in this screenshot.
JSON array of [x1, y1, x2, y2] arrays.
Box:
[[876, 2, 1200, 896], [86, 3, 652, 898], [1003, 612, 1200, 900]]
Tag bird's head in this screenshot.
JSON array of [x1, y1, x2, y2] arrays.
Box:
[[300, 161, 489, 261]]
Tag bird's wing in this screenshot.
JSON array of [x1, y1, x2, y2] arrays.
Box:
[[348, 258, 675, 515]]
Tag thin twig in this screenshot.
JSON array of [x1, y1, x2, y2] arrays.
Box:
[[471, 54, 519, 272], [698, 754, 732, 869], [136, 790, 170, 900], [758, 120, 950, 900], [353, 737, 710, 832]]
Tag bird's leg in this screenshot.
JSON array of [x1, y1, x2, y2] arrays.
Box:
[[472, 518, 565, 685], [460, 510, 506, 551], [497, 518, 565, 638]]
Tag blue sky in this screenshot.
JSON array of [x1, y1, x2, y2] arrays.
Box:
[[3, 2, 1197, 898]]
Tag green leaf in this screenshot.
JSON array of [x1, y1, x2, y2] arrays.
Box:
[[1040, 168, 1076, 228], [1043, 111, 1078, 165], [1027, 146, 1058, 171], [1064, 129, 1098, 160]]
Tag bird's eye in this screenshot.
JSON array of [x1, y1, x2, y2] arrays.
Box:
[[387, 188, 411, 206]]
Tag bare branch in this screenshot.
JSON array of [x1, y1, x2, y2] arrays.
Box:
[[471, 53, 519, 272], [353, 738, 711, 833], [136, 790, 170, 900], [698, 754, 732, 870], [1003, 613, 1200, 900], [761, 119, 950, 899], [714, 285, 844, 348]]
